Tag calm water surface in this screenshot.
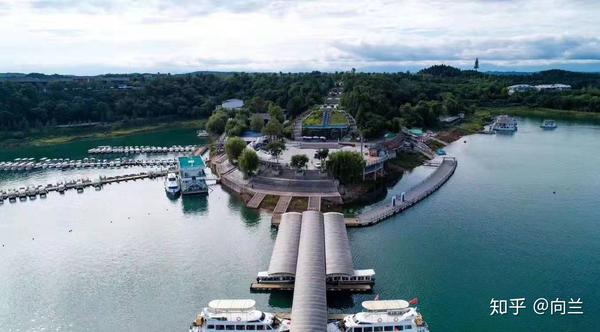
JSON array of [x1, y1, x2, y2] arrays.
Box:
[[1, 119, 599, 331]]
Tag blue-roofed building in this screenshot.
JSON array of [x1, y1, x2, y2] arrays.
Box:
[[178, 156, 208, 195]]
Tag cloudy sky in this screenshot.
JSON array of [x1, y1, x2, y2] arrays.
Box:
[[1, 0, 600, 74]]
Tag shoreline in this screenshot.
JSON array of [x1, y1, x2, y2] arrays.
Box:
[[0, 119, 206, 149]]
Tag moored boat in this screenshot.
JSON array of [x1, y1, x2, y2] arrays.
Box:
[[164, 172, 181, 197], [540, 119, 557, 129], [189, 299, 291, 332], [492, 115, 517, 132], [329, 299, 429, 332]]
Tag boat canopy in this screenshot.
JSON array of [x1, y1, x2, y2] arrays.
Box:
[[208, 299, 256, 312], [362, 300, 409, 311], [267, 212, 303, 276], [323, 212, 354, 276]]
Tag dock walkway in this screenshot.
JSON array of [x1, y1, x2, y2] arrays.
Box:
[[273, 195, 292, 214], [307, 196, 321, 211], [356, 157, 457, 226], [247, 192, 266, 209]]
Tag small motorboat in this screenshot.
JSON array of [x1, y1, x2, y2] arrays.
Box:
[[541, 119, 557, 129]]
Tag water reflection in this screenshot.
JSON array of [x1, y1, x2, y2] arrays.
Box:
[[267, 292, 293, 308], [181, 195, 208, 214], [327, 293, 356, 310]]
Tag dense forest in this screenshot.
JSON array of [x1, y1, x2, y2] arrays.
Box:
[[340, 66, 600, 137], [1, 66, 600, 138], [0, 72, 334, 132]]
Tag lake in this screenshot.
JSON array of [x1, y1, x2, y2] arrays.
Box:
[[1, 119, 599, 331]]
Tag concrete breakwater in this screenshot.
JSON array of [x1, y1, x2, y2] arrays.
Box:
[[354, 157, 457, 226]]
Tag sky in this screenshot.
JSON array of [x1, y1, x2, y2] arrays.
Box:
[[1, 0, 600, 74]]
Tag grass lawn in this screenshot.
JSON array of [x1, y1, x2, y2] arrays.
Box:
[[302, 111, 323, 126], [330, 111, 349, 125], [259, 195, 279, 210]]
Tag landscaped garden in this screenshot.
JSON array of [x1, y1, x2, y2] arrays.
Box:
[[329, 111, 349, 125], [302, 110, 324, 126]]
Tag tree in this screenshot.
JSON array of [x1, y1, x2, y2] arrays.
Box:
[[250, 114, 264, 132], [206, 111, 228, 135], [474, 58, 479, 71], [265, 140, 286, 163], [290, 154, 309, 171], [225, 136, 247, 162], [326, 151, 365, 184], [315, 148, 329, 163], [267, 103, 285, 122], [238, 148, 259, 177], [262, 118, 283, 138]]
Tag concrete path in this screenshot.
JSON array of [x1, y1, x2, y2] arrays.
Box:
[[274, 195, 293, 214], [247, 192, 266, 209]]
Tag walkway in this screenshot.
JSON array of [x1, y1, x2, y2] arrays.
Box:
[[356, 157, 457, 225], [307, 196, 321, 211], [273, 195, 292, 214], [246, 192, 266, 209]]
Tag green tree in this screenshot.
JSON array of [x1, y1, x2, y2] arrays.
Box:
[[250, 114, 264, 132], [239, 148, 259, 177], [262, 118, 283, 138], [315, 148, 329, 164], [267, 103, 285, 122], [225, 136, 247, 162], [326, 151, 365, 184], [206, 111, 228, 135], [265, 140, 286, 163], [290, 154, 309, 171]]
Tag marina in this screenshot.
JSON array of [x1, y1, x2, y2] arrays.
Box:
[[1, 118, 598, 332], [0, 157, 179, 172], [88, 145, 198, 154]]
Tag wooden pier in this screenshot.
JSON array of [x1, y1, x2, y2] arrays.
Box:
[[250, 282, 372, 293], [307, 196, 321, 211], [247, 192, 266, 209]]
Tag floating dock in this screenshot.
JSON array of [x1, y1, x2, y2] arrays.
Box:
[[250, 282, 372, 293], [87, 145, 197, 154], [0, 170, 168, 203], [0, 158, 178, 173]]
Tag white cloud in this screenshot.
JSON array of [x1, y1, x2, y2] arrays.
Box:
[[1, 0, 600, 74]]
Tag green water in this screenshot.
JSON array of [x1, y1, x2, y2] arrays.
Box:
[[1, 119, 599, 331]]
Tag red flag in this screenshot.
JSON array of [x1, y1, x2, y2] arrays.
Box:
[[409, 297, 419, 305], [374, 294, 380, 301]]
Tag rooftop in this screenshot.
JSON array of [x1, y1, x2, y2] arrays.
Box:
[[178, 156, 206, 170], [362, 300, 410, 311], [208, 299, 256, 312]]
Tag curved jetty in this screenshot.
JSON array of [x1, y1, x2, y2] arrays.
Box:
[[356, 157, 457, 226]]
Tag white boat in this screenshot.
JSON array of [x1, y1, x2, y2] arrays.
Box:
[[329, 300, 429, 332], [197, 130, 210, 137], [164, 172, 181, 196], [540, 119, 557, 129], [189, 299, 290, 332], [492, 115, 517, 132]]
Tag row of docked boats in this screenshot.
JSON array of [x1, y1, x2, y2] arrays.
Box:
[[189, 299, 429, 332], [88, 145, 197, 154], [0, 157, 178, 172]]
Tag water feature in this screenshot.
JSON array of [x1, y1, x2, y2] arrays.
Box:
[[1, 119, 599, 331]]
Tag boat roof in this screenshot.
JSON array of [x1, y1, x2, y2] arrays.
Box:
[[362, 300, 409, 311], [208, 299, 256, 312], [353, 269, 376, 276], [178, 156, 205, 170]]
